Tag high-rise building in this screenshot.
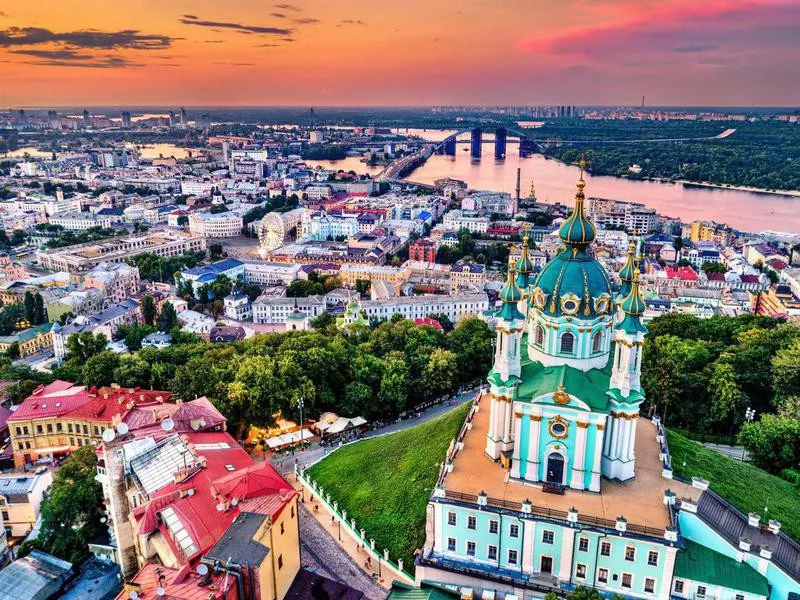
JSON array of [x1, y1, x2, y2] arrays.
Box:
[[120, 111, 132, 128]]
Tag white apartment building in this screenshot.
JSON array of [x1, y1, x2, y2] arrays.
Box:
[[305, 185, 333, 201], [300, 211, 359, 241], [252, 295, 326, 324], [355, 293, 490, 324], [180, 180, 215, 196], [48, 211, 113, 231], [442, 209, 490, 234], [83, 261, 141, 304], [188, 212, 244, 238], [242, 262, 301, 285]]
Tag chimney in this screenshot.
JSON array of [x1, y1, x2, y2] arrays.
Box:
[[515, 168, 521, 203]]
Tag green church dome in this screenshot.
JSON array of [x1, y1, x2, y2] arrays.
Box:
[[620, 271, 646, 316], [514, 234, 533, 274], [500, 268, 523, 303], [530, 174, 612, 319], [557, 177, 595, 247]]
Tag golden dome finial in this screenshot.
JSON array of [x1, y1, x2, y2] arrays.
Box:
[[578, 152, 590, 181]]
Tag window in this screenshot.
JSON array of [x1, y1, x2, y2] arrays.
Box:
[[622, 574, 632, 589], [466, 541, 476, 556], [23, 426, 28, 435], [68, 424, 73, 433], [489, 520, 498, 534], [291, 506, 295, 519], [46, 424, 53, 433], [467, 515, 476, 530], [277, 554, 283, 570], [598, 568, 608, 584], [508, 549, 518, 565], [36, 425, 43, 434], [644, 578, 655, 594], [509, 523, 519, 538], [280, 522, 284, 535], [447, 537, 456, 552], [25, 442, 30, 449], [447, 511, 456, 526], [624, 546, 636, 561], [15, 427, 21, 436], [542, 530, 554, 544], [647, 550, 659, 566], [673, 580, 684, 594], [578, 537, 589, 552], [600, 541, 611, 557], [70, 437, 75, 446], [1, 511, 8, 521], [575, 564, 586, 579], [560, 332, 575, 354], [488, 545, 497, 560], [592, 331, 603, 353], [535, 324, 545, 347], [82, 425, 88, 435], [56, 423, 62, 432], [696, 586, 706, 598], [735, 595, 744, 600]]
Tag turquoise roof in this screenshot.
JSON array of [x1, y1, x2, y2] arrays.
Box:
[[619, 240, 637, 283], [532, 247, 613, 318], [618, 313, 648, 335], [621, 278, 646, 316], [514, 235, 533, 274], [674, 540, 769, 597], [499, 270, 522, 304], [489, 336, 620, 413]]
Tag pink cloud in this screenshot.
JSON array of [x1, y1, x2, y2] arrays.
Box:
[[518, 0, 798, 61]]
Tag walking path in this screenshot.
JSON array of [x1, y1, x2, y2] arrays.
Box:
[[702, 442, 749, 462]]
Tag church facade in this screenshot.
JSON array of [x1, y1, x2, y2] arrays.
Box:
[[415, 174, 795, 600]]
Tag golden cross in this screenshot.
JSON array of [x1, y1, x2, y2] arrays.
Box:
[[578, 153, 591, 179]]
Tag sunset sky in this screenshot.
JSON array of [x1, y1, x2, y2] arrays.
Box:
[[0, 0, 798, 107]]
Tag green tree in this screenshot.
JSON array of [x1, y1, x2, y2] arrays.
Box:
[[447, 318, 493, 381], [355, 279, 371, 297], [34, 293, 46, 325], [141, 294, 157, 326], [701, 262, 727, 274], [211, 274, 233, 299], [66, 332, 109, 363], [157, 302, 178, 332], [707, 360, 748, 428], [23, 291, 35, 324], [286, 279, 324, 298], [379, 352, 409, 415], [310, 312, 335, 329], [738, 414, 800, 473], [80, 351, 121, 387], [113, 355, 152, 388], [116, 324, 157, 351], [18, 446, 104, 564], [5, 341, 19, 359], [424, 348, 459, 399]]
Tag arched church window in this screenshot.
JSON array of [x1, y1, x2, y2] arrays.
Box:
[[560, 332, 575, 354], [535, 324, 545, 347], [592, 331, 603, 353]]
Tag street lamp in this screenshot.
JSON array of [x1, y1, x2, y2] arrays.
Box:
[[336, 518, 341, 541], [742, 407, 756, 461]]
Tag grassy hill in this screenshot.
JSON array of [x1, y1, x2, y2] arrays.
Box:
[[668, 429, 800, 541], [306, 402, 471, 568]]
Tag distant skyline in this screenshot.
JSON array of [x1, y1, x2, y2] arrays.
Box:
[[1, 0, 798, 107]]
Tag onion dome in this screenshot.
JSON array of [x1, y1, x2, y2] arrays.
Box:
[[558, 174, 596, 248], [618, 239, 637, 299], [514, 234, 533, 289], [618, 269, 648, 335], [498, 269, 525, 321], [530, 175, 612, 319]]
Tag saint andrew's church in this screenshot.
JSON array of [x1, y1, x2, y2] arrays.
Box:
[[416, 171, 796, 600], [485, 171, 647, 490]]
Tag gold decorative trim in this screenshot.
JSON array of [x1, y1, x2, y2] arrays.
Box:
[[552, 385, 570, 405], [514, 411, 523, 418], [560, 292, 581, 316], [548, 415, 569, 440], [596, 424, 606, 431], [530, 414, 542, 422], [577, 422, 590, 429]]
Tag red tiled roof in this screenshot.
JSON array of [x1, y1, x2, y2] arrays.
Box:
[[664, 266, 698, 281], [0, 405, 12, 431], [766, 258, 787, 270], [705, 272, 725, 281], [123, 397, 225, 438], [740, 274, 761, 284], [7, 381, 89, 422], [413, 317, 444, 331], [115, 562, 235, 600]]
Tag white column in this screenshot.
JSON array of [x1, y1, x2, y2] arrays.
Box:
[[622, 418, 633, 459], [608, 416, 620, 459], [527, 414, 541, 481], [522, 519, 536, 574], [615, 418, 628, 459], [590, 424, 603, 491], [626, 417, 638, 460], [502, 401, 513, 444], [603, 415, 612, 454], [558, 528, 576, 581], [511, 412, 522, 478], [570, 422, 588, 490]]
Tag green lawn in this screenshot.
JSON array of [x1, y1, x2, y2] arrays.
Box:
[[306, 402, 471, 568], [667, 429, 800, 541]]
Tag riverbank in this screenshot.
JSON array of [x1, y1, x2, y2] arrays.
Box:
[[676, 179, 800, 198]]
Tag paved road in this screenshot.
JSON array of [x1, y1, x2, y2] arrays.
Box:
[[703, 442, 749, 462], [298, 503, 387, 600], [271, 387, 478, 476]]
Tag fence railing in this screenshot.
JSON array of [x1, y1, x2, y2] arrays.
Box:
[[297, 467, 415, 583]]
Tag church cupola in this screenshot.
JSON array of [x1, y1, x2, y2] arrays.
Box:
[[514, 234, 533, 291], [618, 240, 637, 300], [498, 268, 524, 322], [557, 167, 596, 249], [610, 268, 648, 396]]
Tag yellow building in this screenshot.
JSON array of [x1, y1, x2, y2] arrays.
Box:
[[0, 323, 53, 358], [0, 470, 53, 538], [689, 220, 733, 246]]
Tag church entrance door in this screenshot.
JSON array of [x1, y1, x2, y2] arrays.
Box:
[[546, 453, 564, 484], [540, 556, 553, 574]]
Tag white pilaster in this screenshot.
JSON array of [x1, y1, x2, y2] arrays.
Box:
[[626, 417, 638, 460], [522, 519, 536, 574], [526, 414, 541, 481], [433, 503, 443, 553], [558, 528, 576, 581], [569, 422, 588, 490], [590, 424, 603, 492], [511, 411, 522, 478], [659, 547, 679, 599]]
